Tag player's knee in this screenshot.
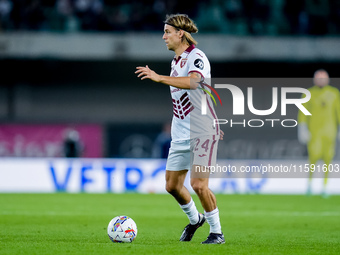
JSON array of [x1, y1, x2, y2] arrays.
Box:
[[165, 182, 180, 195], [190, 180, 207, 195]]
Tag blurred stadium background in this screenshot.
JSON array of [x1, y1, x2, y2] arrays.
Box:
[[0, 0, 340, 194]]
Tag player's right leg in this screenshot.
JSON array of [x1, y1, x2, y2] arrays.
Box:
[[165, 170, 206, 241], [165, 140, 205, 242], [165, 170, 191, 205]]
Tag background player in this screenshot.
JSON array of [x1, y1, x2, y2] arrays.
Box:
[[298, 69, 340, 197], [135, 14, 225, 244]]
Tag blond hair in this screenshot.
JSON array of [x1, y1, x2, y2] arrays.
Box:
[[164, 14, 198, 46]]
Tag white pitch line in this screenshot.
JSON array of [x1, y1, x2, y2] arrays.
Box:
[[226, 211, 340, 217], [0, 211, 340, 217]]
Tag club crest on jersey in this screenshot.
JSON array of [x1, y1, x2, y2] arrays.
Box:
[[180, 58, 187, 68]]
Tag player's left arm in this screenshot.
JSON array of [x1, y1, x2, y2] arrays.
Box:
[[135, 65, 201, 89], [219, 130, 224, 140], [335, 89, 340, 140], [297, 90, 309, 125]]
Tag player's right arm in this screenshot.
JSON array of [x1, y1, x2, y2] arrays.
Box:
[[297, 88, 310, 125], [297, 88, 311, 144], [135, 65, 200, 89]]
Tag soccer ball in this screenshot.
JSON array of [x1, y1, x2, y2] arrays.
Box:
[[107, 216, 137, 243]]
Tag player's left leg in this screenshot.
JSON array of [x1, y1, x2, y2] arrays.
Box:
[[190, 168, 215, 210], [189, 135, 224, 244], [321, 138, 336, 198], [307, 138, 322, 196], [191, 166, 224, 244], [321, 162, 330, 198]]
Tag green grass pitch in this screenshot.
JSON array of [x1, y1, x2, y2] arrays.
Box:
[[1, 193, 339, 255]]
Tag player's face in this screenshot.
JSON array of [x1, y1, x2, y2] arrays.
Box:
[[163, 24, 182, 51], [314, 71, 329, 87]]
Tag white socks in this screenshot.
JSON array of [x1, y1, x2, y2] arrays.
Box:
[[205, 208, 222, 234], [179, 198, 199, 225], [180, 199, 222, 234]]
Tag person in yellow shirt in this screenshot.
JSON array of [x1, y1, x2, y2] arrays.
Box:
[[298, 69, 340, 197]]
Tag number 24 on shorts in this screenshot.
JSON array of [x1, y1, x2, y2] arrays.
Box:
[[194, 138, 211, 152]]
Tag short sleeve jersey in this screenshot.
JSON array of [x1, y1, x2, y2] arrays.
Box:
[[169, 45, 219, 141]]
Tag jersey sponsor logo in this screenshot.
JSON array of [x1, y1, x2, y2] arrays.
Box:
[[180, 58, 187, 68], [194, 59, 204, 70]]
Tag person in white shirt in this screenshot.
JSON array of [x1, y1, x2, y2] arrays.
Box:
[[135, 14, 224, 244]]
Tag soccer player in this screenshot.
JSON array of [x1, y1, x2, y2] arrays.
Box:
[[135, 14, 225, 244], [298, 69, 340, 198]]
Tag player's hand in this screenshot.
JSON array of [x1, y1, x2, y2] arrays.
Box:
[[297, 123, 310, 144], [220, 130, 224, 140], [135, 65, 161, 82]]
